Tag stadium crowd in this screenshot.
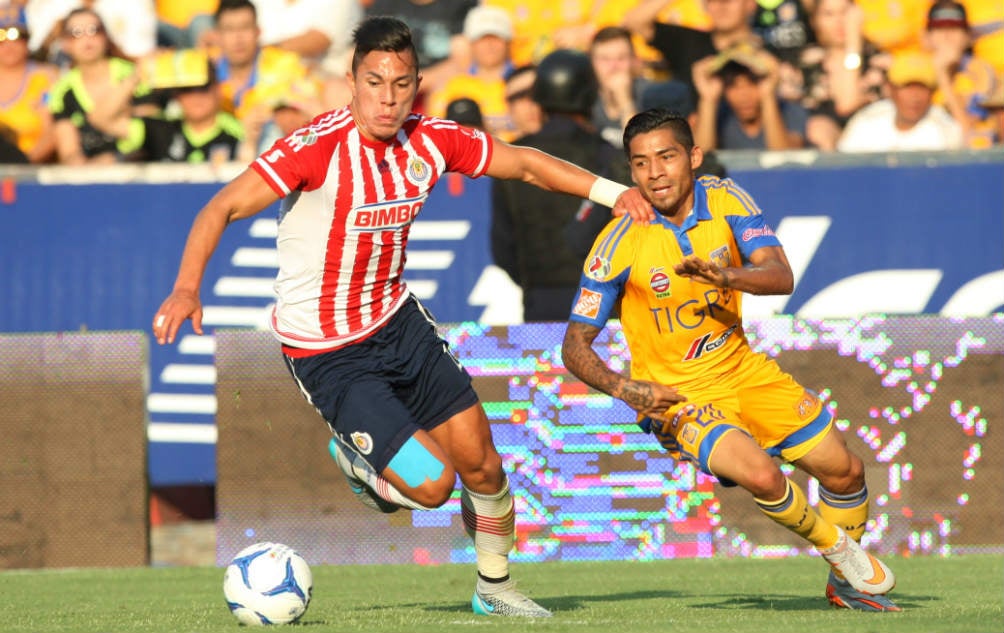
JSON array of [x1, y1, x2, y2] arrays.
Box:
[[1, 0, 1002, 164]]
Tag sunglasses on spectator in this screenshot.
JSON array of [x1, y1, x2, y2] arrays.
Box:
[[66, 24, 104, 38], [0, 26, 27, 43]]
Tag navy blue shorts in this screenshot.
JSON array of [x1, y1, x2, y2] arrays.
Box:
[[283, 297, 479, 472]]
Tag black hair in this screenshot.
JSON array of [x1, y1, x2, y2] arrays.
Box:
[[623, 108, 694, 156], [214, 0, 257, 23], [717, 60, 761, 86], [351, 16, 418, 74]]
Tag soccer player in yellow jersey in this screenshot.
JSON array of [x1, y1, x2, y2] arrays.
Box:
[[561, 108, 900, 612]]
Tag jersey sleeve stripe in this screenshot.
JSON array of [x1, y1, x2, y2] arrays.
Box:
[[595, 214, 633, 260], [723, 180, 763, 215], [253, 157, 292, 196]]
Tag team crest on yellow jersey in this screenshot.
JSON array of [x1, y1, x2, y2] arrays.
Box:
[[649, 267, 672, 299], [406, 158, 430, 185], [708, 245, 731, 269]]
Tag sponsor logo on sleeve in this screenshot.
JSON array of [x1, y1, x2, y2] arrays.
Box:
[[741, 226, 775, 242], [572, 288, 603, 319]]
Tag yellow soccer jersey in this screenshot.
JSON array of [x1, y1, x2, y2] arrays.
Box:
[[570, 176, 782, 391], [426, 73, 516, 141], [216, 46, 308, 121]]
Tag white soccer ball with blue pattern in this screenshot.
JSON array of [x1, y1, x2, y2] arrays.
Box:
[[223, 542, 312, 626]]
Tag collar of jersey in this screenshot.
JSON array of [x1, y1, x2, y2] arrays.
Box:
[[652, 180, 711, 232]]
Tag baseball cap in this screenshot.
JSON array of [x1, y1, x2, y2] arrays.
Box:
[[927, 0, 968, 30], [887, 52, 938, 89], [463, 6, 513, 41], [270, 79, 322, 114], [707, 42, 769, 77]]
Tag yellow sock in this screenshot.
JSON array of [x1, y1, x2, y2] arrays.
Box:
[[819, 485, 869, 542], [755, 479, 840, 549]]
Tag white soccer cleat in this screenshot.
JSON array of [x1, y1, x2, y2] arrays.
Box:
[[328, 437, 400, 514], [471, 579, 552, 618], [818, 528, 895, 595]]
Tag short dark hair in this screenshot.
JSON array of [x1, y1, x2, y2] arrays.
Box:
[[214, 0, 256, 24], [623, 108, 694, 156], [590, 26, 634, 54], [351, 16, 418, 74]]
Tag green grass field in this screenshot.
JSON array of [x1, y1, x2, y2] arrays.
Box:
[[1, 555, 1001, 633]]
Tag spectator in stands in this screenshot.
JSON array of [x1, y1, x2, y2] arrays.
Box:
[[365, 0, 476, 103], [965, 0, 1004, 77], [87, 58, 250, 163], [639, 79, 728, 177], [502, 64, 542, 138], [752, 0, 815, 65], [155, 0, 217, 49], [589, 26, 652, 149], [979, 82, 1004, 145], [0, 18, 58, 163], [269, 78, 322, 136], [445, 96, 485, 130], [623, 0, 760, 99], [837, 51, 964, 152], [788, 0, 887, 151], [592, 0, 712, 80], [26, 0, 157, 64], [692, 43, 808, 150], [211, 0, 311, 154], [485, 0, 598, 67], [492, 50, 631, 321], [48, 8, 159, 164], [249, 0, 361, 76], [426, 5, 516, 140], [924, 0, 999, 149], [856, 0, 928, 57]]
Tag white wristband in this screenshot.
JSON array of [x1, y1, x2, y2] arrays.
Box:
[[588, 177, 629, 208]]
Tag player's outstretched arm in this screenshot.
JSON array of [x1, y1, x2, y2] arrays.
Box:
[[562, 321, 686, 417], [153, 168, 280, 345], [485, 141, 654, 223], [673, 246, 794, 296]]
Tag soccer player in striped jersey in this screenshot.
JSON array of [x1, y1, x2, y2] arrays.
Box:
[[152, 15, 651, 618], [561, 109, 900, 612]]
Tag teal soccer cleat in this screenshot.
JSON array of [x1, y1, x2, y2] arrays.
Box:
[[472, 578, 552, 617]]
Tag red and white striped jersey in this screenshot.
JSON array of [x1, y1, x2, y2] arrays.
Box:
[[250, 107, 493, 353]]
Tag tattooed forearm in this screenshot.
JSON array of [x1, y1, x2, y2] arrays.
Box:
[[617, 380, 657, 411], [561, 321, 626, 397]]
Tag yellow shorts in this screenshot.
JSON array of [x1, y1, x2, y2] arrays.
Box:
[[643, 351, 833, 478]]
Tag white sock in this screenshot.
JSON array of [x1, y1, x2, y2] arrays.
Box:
[[462, 475, 515, 581]]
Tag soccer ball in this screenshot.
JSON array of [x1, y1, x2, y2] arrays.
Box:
[[223, 542, 312, 626]]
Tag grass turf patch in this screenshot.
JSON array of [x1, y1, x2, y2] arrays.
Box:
[[0, 554, 1000, 632]]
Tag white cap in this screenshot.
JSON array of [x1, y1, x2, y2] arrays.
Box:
[[463, 6, 513, 41]]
